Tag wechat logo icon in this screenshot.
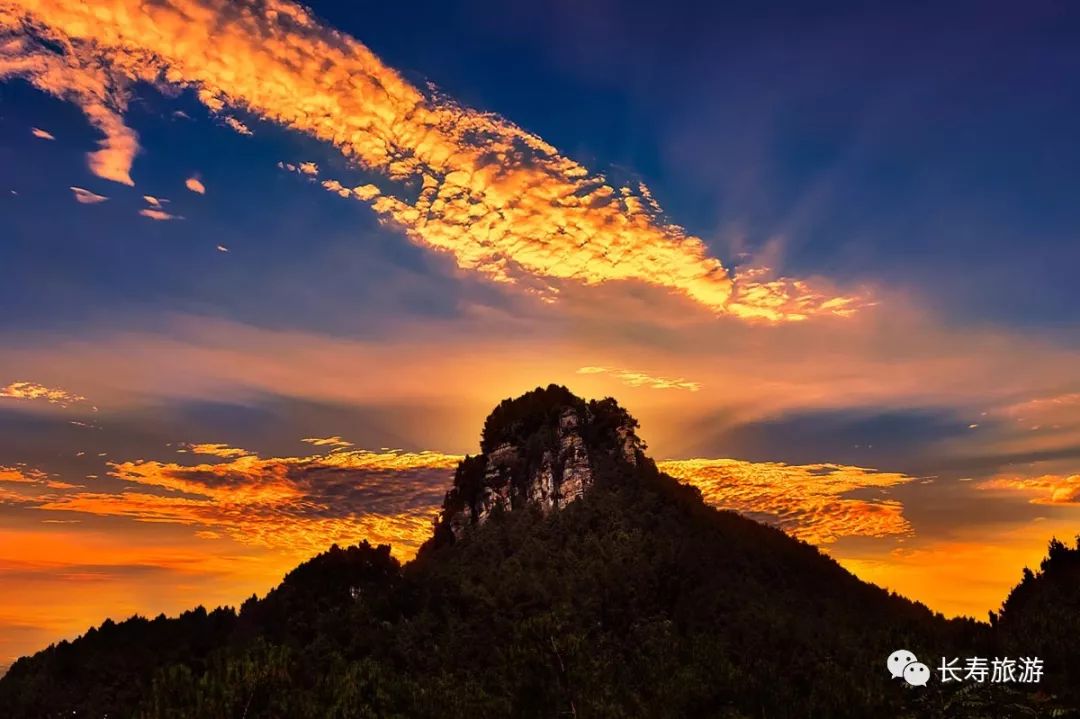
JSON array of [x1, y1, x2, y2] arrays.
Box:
[[888, 649, 930, 687]]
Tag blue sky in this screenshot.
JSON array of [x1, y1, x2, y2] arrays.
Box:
[[1, 0, 1079, 665]]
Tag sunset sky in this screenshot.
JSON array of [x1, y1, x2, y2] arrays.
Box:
[[2, 0, 1079, 673]]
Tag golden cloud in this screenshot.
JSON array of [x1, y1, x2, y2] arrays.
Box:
[[0, 465, 76, 502], [30, 126, 54, 140], [658, 458, 915, 544], [13, 439, 915, 557], [577, 366, 701, 392], [184, 443, 252, 459], [0, 0, 864, 322], [185, 176, 206, 194], [36, 448, 462, 558], [0, 380, 89, 408], [979, 474, 1080, 505]]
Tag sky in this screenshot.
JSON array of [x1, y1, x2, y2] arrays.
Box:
[[1, 0, 1079, 672]]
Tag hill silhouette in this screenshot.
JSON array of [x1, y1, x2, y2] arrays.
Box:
[[1, 386, 1077, 717]]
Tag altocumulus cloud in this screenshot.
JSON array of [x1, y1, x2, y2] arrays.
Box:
[[0, 0, 865, 322], [7, 445, 918, 557], [37, 449, 463, 558], [658, 458, 916, 544]]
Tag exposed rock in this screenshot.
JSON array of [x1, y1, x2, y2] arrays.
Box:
[[438, 385, 643, 541], [556, 407, 590, 505]]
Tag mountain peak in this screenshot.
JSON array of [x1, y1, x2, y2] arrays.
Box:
[[435, 385, 645, 542]]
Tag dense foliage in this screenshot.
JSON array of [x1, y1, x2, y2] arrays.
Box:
[[2, 388, 1077, 717], [995, 536, 1080, 706]]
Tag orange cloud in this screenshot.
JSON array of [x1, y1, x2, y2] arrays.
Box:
[[184, 176, 206, 194], [69, 186, 108, 204], [0, 381, 89, 408], [36, 448, 462, 557], [24, 446, 917, 555], [979, 474, 1080, 505], [3, 450, 920, 567], [658, 458, 915, 544], [0, 0, 864, 322], [577, 366, 701, 392], [0, 465, 48, 484], [30, 126, 54, 140]]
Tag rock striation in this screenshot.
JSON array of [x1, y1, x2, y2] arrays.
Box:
[[437, 385, 644, 541]]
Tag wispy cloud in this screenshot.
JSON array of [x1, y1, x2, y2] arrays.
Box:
[[0, 19, 138, 185], [222, 115, 253, 136], [30, 127, 54, 140], [185, 176, 206, 194], [138, 208, 183, 221], [0, 0, 864, 322], [658, 458, 916, 544], [69, 186, 108, 204], [0, 381, 90, 408], [302, 436, 354, 449], [577, 366, 701, 392]]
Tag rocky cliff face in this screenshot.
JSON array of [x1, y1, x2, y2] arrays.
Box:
[[437, 385, 644, 541]]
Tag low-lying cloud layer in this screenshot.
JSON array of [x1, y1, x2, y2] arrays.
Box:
[[658, 458, 915, 544], [1, 0, 863, 321], [0, 444, 920, 558], [40, 449, 462, 557]]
